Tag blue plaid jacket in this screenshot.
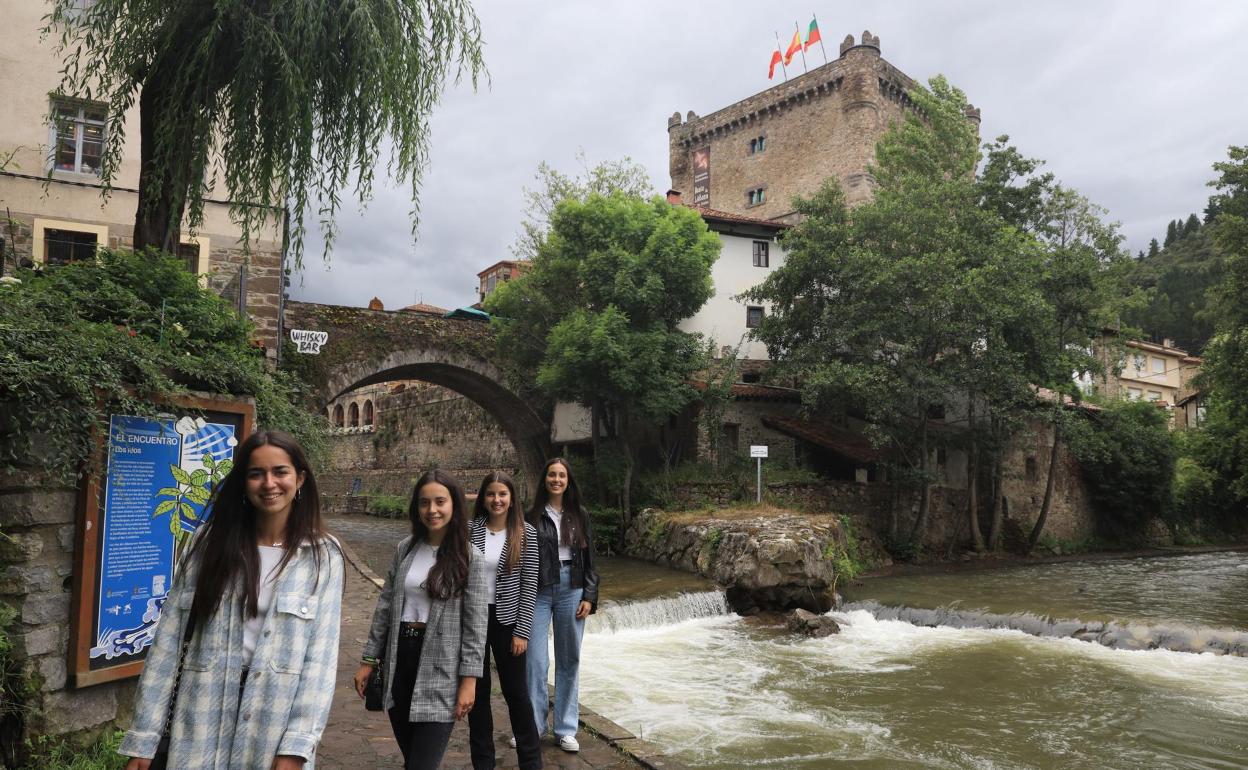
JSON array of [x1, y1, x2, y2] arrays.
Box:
[[120, 538, 344, 768]]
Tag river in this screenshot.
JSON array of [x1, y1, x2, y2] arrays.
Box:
[[582, 551, 1248, 769]]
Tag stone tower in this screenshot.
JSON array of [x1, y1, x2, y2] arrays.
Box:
[[668, 31, 979, 221]]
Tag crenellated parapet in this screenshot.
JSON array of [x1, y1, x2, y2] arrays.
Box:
[[668, 30, 942, 213]]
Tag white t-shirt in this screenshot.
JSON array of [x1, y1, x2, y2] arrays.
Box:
[[546, 504, 573, 562], [242, 545, 283, 668], [482, 526, 506, 604], [401, 542, 438, 623]]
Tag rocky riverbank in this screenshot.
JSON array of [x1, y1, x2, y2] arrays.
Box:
[[622, 506, 856, 613]]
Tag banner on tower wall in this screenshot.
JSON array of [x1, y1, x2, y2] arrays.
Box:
[[692, 146, 711, 206]]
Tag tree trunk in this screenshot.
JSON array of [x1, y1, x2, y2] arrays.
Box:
[[967, 397, 985, 553], [1026, 414, 1063, 553], [908, 412, 932, 545], [988, 440, 1005, 551], [619, 410, 634, 544]]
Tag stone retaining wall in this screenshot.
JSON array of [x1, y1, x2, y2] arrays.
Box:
[[0, 477, 133, 743]]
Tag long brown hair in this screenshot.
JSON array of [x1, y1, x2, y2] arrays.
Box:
[[527, 457, 588, 549], [473, 471, 525, 574], [187, 430, 326, 628], [410, 469, 471, 599]]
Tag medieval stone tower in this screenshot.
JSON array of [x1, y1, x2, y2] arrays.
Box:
[[668, 31, 980, 221]]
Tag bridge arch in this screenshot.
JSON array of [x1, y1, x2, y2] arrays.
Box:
[[283, 301, 552, 488]]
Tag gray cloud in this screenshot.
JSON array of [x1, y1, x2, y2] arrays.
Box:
[[292, 0, 1248, 308]]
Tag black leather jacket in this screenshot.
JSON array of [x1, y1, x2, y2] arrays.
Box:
[[530, 507, 599, 613]]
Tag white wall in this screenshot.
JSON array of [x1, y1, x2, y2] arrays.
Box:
[[678, 229, 784, 360]]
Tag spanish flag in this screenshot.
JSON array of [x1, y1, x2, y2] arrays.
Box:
[[783, 29, 802, 65], [805, 18, 822, 51], [768, 48, 784, 79]]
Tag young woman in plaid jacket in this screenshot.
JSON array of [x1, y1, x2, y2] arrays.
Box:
[[466, 472, 543, 770], [354, 470, 488, 770], [121, 430, 344, 770]]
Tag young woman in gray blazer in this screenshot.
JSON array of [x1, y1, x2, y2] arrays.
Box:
[[467, 472, 542, 770], [354, 470, 488, 770]]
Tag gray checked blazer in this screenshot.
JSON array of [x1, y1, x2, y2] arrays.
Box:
[[362, 535, 488, 722]]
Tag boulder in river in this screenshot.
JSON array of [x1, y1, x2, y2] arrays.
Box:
[[787, 608, 841, 637]]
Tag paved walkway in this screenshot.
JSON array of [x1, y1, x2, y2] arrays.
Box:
[[319, 514, 661, 770]]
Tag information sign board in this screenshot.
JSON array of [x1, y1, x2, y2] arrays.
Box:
[[69, 394, 252, 687], [750, 445, 769, 458]]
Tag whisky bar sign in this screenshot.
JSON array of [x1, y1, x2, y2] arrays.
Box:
[[290, 329, 328, 354]]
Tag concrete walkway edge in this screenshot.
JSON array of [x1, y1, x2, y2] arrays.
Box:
[[332, 530, 690, 770]]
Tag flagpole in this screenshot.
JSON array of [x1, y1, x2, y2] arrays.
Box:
[[773, 31, 789, 81], [813, 12, 828, 64], [795, 21, 808, 73]]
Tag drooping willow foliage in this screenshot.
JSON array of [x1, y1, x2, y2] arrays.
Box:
[[43, 0, 485, 265]]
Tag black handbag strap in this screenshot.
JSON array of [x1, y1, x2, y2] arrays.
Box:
[[159, 610, 198, 741]]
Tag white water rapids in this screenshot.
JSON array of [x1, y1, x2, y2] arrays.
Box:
[[579, 578, 1248, 768]]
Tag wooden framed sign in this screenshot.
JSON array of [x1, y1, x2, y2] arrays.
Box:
[[68, 393, 253, 688]]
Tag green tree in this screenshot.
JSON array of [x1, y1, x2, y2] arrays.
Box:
[[513, 151, 654, 259], [747, 78, 1045, 549], [1165, 219, 1179, 246], [1148, 238, 1161, 259], [487, 193, 720, 529], [1183, 146, 1248, 532], [44, 0, 485, 262], [1184, 213, 1202, 237]]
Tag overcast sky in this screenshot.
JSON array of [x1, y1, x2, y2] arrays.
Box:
[[291, 0, 1248, 312]]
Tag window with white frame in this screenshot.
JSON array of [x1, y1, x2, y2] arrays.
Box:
[[1127, 387, 1143, 400], [50, 98, 106, 175], [752, 241, 769, 267], [1147, 390, 1162, 401], [1151, 356, 1166, 374]]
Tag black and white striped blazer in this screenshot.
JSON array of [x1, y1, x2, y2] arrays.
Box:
[[469, 517, 539, 640]]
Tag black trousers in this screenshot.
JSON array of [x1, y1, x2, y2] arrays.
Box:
[[388, 633, 456, 770], [468, 605, 543, 770]]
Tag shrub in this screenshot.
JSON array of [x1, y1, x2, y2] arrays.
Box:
[[0, 250, 328, 478], [20, 730, 126, 770], [369, 494, 409, 519], [1065, 399, 1175, 542]]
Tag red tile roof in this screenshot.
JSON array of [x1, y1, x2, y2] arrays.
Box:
[[684, 204, 791, 230], [761, 416, 882, 464], [689, 381, 801, 400], [402, 302, 448, 315]]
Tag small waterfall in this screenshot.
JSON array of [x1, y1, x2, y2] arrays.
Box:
[[844, 600, 1248, 656], [588, 590, 732, 634]]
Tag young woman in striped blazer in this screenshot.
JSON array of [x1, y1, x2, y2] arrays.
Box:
[[466, 471, 543, 770]]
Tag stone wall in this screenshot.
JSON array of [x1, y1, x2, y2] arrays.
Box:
[[0, 477, 133, 743], [321, 386, 519, 514]]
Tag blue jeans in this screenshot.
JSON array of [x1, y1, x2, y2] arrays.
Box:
[[527, 565, 584, 738]]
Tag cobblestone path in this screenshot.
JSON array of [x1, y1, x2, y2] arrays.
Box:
[[319, 514, 651, 770]]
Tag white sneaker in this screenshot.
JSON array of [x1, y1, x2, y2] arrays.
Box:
[[508, 736, 517, 748], [558, 735, 580, 753]]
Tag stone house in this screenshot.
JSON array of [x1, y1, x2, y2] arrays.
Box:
[[0, 1, 286, 353]]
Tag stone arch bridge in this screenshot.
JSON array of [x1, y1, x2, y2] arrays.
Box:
[[282, 301, 551, 483]]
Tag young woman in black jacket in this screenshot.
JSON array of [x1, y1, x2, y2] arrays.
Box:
[[524, 458, 599, 753], [466, 472, 542, 770]]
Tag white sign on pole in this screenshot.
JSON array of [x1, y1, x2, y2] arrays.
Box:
[[750, 445, 769, 458]]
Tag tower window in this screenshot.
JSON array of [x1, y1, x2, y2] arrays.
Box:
[[748, 135, 766, 154], [746, 187, 766, 207]]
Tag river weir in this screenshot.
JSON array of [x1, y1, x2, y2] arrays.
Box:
[[582, 551, 1248, 769]]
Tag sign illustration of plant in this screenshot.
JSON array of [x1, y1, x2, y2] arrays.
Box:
[[153, 452, 232, 551]]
